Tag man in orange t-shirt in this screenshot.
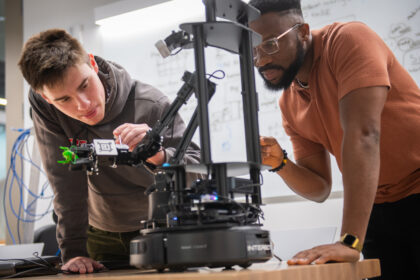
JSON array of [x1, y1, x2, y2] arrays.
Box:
[[249, 0, 420, 279]]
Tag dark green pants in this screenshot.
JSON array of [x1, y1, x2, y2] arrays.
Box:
[[86, 226, 140, 261]]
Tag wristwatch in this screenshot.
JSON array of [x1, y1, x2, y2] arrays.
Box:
[[340, 233, 363, 252]]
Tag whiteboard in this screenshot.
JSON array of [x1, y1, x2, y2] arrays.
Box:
[[99, 0, 420, 198]]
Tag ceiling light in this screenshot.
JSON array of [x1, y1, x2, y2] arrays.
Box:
[[95, 0, 203, 36], [0, 98, 7, 106]]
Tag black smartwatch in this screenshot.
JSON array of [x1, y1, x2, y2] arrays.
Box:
[[340, 233, 363, 252]]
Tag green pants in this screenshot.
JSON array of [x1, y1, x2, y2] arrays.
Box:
[[86, 226, 140, 261]]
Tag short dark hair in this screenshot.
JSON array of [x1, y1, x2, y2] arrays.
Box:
[[249, 0, 302, 16], [18, 29, 89, 92]]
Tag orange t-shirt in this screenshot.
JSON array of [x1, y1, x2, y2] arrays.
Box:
[[280, 22, 420, 203]]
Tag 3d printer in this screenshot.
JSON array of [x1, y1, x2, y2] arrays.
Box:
[[59, 0, 272, 272]]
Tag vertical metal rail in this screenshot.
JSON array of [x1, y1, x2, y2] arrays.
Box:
[[203, 0, 216, 21], [239, 29, 262, 204], [192, 24, 212, 164], [214, 164, 228, 199]]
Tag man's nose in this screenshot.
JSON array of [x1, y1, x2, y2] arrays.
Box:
[[76, 94, 91, 111], [253, 49, 272, 68]]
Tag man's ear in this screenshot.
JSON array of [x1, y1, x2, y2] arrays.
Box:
[[300, 23, 311, 42], [89, 53, 99, 73], [40, 92, 53, 104]]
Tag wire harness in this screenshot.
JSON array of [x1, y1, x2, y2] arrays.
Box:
[[2, 128, 54, 244]]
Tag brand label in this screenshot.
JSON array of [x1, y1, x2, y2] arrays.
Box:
[[247, 244, 271, 252]]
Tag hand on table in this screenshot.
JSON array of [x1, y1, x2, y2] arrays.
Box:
[[61, 256, 105, 274], [287, 242, 360, 265]]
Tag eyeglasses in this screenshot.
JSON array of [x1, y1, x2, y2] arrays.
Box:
[[253, 23, 303, 59]]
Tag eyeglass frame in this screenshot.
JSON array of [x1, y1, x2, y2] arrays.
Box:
[[253, 23, 304, 59]]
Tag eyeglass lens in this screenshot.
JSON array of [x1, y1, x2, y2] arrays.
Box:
[[253, 24, 302, 58]]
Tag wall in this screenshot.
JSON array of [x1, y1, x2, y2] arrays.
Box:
[[0, 124, 5, 241]]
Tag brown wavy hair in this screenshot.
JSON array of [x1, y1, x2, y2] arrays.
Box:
[[18, 29, 89, 92]]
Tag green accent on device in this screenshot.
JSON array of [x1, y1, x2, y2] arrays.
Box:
[[57, 146, 78, 164]]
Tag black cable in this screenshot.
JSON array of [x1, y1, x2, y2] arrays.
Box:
[[0, 267, 47, 279], [206, 70, 225, 80], [211, 194, 261, 225], [0, 255, 60, 279], [273, 254, 282, 262], [32, 252, 52, 267]]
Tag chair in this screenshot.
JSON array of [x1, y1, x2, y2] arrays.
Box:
[[33, 224, 59, 256]]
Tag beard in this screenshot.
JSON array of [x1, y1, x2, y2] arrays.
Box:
[[258, 39, 305, 91]]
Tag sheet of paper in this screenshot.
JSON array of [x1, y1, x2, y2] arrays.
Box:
[[269, 227, 337, 261]]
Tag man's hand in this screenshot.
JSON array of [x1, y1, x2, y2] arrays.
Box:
[[287, 242, 360, 265], [61, 256, 105, 274], [113, 123, 151, 151], [260, 136, 285, 168], [113, 123, 165, 165]]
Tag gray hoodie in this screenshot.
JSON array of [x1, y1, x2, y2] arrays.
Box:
[[29, 56, 201, 262]]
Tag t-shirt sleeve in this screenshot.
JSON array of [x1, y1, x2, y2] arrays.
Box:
[[327, 22, 392, 100], [282, 114, 325, 161]]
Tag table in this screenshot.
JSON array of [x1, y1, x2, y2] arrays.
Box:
[[14, 259, 380, 280]]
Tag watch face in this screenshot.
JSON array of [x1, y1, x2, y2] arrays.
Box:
[[343, 234, 357, 245]]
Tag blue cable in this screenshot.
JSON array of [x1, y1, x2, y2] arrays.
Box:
[[3, 161, 17, 244], [10, 128, 53, 220], [2, 128, 55, 244], [16, 141, 52, 198], [8, 138, 53, 221]]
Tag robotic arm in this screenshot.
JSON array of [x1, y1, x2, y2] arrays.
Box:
[[58, 71, 216, 175]]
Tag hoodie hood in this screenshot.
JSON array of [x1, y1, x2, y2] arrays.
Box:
[[95, 56, 134, 125]]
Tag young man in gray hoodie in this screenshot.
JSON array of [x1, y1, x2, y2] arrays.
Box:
[[18, 29, 201, 273]]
